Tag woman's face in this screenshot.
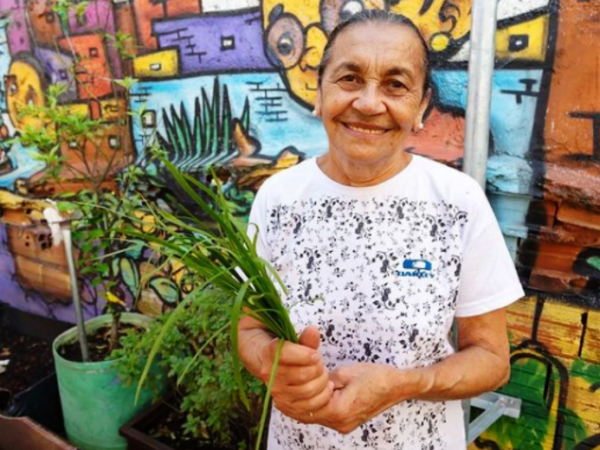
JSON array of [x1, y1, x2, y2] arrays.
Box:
[[315, 22, 429, 168]]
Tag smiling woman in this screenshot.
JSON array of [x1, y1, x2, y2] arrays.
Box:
[[239, 10, 524, 450], [314, 16, 431, 186]]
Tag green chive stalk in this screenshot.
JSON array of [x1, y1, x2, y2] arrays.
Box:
[[127, 159, 298, 449]]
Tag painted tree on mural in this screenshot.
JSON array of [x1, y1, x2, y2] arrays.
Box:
[[0, 0, 599, 448]]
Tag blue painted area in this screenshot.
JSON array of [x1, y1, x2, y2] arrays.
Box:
[[0, 20, 10, 107], [433, 69, 542, 160], [487, 154, 533, 195], [130, 72, 327, 160], [488, 191, 532, 239], [0, 141, 46, 189], [433, 69, 542, 196]]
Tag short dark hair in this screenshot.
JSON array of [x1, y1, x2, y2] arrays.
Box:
[[317, 10, 431, 97]]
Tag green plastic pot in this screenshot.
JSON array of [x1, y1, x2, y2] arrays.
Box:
[[53, 313, 157, 450]]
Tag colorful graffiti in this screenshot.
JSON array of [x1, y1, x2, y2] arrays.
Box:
[[0, 0, 599, 447], [469, 297, 600, 450]]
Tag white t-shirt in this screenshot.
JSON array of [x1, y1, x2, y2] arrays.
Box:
[[248, 155, 524, 450]]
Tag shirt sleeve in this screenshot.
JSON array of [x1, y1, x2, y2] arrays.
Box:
[[247, 186, 272, 262], [454, 205, 525, 318]]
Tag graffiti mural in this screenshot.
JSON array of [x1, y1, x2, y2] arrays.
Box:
[[470, 297, 600, 450], [0, 0, 598, 448]]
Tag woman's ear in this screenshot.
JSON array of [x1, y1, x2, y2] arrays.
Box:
[[412, 88, 431, 132]]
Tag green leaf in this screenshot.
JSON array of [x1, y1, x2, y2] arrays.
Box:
[[149, 277, 180, 304], [256, 339, 284, 450], [230, 278, 252, 410], [113, 256, 140, 298]]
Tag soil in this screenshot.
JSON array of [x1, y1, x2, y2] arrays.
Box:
[[146, 398, 257, 450], [0, 317, 55, 397], [57, 323, 141, 363]]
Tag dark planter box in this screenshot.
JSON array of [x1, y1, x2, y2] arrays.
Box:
[[2, 372, 66, 436], [0, 414, 76, 450], [119, 399, 176, 450]]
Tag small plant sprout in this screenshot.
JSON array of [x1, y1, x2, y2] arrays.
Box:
[[106, 291, 127, 352]]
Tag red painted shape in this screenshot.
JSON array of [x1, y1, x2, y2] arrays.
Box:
[[58, 34, 113, 99], [132, 0, 202, 51]]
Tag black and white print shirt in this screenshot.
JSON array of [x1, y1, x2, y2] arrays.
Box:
[[249, 156, 524, 450]]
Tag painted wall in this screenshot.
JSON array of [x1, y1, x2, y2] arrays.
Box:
[[0, 0, 598, 448]]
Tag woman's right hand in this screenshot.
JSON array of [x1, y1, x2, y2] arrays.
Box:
[[238, 318, 334, 422]]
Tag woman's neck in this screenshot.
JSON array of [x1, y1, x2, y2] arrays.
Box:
[[316, 151, 412, 187]]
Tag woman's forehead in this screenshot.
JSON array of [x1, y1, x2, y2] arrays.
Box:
[[326, 22, 426, 76]]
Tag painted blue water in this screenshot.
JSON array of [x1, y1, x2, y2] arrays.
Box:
[[433, 69, 543, 161], [0, 141, 47, 189], [130, 72, 328, 162]]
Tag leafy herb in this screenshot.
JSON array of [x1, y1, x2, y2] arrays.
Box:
[[122, 158, 301, 449]]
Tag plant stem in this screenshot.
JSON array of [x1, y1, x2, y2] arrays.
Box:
[[256, 339, 284, 450]]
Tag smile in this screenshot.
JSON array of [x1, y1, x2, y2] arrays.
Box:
[[344, 123, 388, 135]]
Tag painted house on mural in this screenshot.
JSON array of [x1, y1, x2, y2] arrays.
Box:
[[0, 0, 599, 449]]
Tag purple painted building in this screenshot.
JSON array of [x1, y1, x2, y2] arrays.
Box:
[[34, 47, 77, 101], [0, 0, 32, 55], [153, 8, 273, 75]]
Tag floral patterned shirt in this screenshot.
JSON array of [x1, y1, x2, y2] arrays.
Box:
[[248, 156, 524, 450]]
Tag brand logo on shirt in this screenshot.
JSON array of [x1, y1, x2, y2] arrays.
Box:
[[396, 259, 435, 279]]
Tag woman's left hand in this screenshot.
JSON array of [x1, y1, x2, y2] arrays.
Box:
[[311, 363, 412, 434]]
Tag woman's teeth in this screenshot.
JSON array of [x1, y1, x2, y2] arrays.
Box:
[[346, 124, 386, 134]]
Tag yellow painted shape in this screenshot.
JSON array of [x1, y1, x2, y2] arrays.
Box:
[[391, 0, 472, 52], [99, 98, 127, 121], [582, 309, 600, 364], [61, 102, 90, 118], [496, 14, 550, 62], [134, 50, 179, 78], [567, 376, 600, 424], [6, 60, 46, 132], [261, 0, 321, 29]]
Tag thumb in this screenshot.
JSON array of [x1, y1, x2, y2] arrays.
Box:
[[329, 368, 347, 390], [299, 325, 321, 350]]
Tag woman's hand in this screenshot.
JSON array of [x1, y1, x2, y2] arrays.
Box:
[[310, 363, 408, 434], [238, 318, 334, 423]]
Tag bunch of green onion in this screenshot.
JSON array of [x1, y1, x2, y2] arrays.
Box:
[[127, 159, 298, 449]]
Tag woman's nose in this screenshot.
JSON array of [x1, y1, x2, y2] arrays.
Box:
[[352, 85, 386, 115]]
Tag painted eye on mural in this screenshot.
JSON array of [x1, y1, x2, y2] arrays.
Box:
[[266, 14, 305, 69], [321, 0, 366, 34], [5, 76, 17, 96], [277, 33, 295, 56]]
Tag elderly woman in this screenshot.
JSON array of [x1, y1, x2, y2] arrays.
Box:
[[239, 10, 524, 450]]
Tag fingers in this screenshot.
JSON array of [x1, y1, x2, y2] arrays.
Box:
[[299, 325, 321, 350], [274, 380, 335, 421], [329, 366, 350, 389], [272, 367, 331, 400], [264, 338, 321, 367]]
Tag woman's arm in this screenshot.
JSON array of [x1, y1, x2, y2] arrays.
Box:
[[310, 307, 511, 434]]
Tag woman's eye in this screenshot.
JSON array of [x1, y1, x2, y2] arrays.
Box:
[[340, 75, 357, 83], [389, 81, 405, 90]]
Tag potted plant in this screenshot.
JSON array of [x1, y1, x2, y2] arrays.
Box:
[[6, 2, 164, 448], [114, 287, 266, 450], [113, 159, 312, 450]]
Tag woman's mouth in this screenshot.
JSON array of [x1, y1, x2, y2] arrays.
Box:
[[344, 123, 388, 135]]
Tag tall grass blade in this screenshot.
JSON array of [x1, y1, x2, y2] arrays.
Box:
[[256, 339, 284, 450], [230, 278, 253, 410]]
